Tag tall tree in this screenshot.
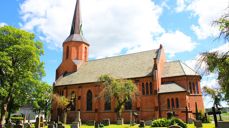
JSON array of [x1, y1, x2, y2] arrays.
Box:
[[0, 26, 45, 124], [31, 82, 52, 120], [202, 10, 229, 103], [99, 74, 138, 121]]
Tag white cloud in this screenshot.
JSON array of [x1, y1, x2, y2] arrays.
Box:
[[0, 22, 7, 27], [20, 0, 165, 58], [210, 43, 229, 54], [186, 0, 228, 39], [154, 30, 197, 57], [175, 0, 186, 12]]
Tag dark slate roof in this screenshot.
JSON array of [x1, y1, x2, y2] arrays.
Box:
[[162, 61, 199, 78], [158, 83, 186, 94], [55, 50, 157, 86]]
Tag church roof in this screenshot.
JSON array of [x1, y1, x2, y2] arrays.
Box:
[[158, 83, 186, 94], [56, 50, 157, 86], [162, 60, 199, 78], [55, 50, 199, 86]]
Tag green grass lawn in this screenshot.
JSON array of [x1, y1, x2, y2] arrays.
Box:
[[44, 123, 214, 128], [209, 112, 229, 121]]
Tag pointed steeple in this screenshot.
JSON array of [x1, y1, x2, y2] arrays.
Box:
[[64, 0, 88, 44], [70, 0, 82, 35]]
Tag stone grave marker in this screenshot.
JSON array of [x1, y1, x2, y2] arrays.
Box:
[[139, 120, 145, 128], [181, 106, 192, 123], [145, 120, 152, 126], [208, 106, 221, 128], [194, 120, 202, 128], [102, 119, 110, 126]]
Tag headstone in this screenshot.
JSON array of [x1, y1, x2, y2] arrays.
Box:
[[117, 118, 124, 125], [102, 119, 110, 126], [94, 122, 100, 128], [35, 117, 40, 128], [86, 120, 95, 126], [58, 123, 64, 128], [71, 122, 79, 128], [5, 120, 14, 128], [145, 120, 152, 126], [194, 120, 202, 128], [139, 120, 145, 128], [181, 106, 192, 123]]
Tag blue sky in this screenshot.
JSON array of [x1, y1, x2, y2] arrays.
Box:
[[0, 0, 228, 107]]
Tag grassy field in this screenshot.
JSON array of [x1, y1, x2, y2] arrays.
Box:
[[209, 112, 229, 121], [44, 123, 215, 128]]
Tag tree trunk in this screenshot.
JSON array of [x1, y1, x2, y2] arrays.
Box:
[[0, 104, 7, 124]]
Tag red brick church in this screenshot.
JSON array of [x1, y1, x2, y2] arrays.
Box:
[[52, 0, 204, 123]]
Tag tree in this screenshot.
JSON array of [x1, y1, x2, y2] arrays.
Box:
[[52, 94, 69, 122], [201, 10, 229, 104], [31, 82, 52, 120], [203, 86, 223, 109], [0, 26, 45, 124], [99, 74, 138, 121]]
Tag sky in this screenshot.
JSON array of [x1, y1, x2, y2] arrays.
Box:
[[0, 0, 228, 107]]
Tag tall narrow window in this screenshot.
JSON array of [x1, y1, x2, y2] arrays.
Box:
[[142, 83, 145, 95], [86, 90, 92, 111], [167, 98, 170, 109], [84, 47, 87, 60], [192, 82, 196, 94], [104, 97, 111, 111], [189, 82, 192, 93], [125, 98, 132, 110], [171, 98, 175, 108], [176, 98, 179, 108], [196, 82, 199, 94], [150, 82, 153, 95], [66, 46, 69, 59], [146, 82, 149, 95]]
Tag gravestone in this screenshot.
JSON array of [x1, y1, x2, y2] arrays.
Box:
[[94, 122, 100, 128], [86, 120, 95, 126], [35, 117, 40, 128], [5, 120, 14, 128], [102, 119, 110, 126], [181, 106, 192, 123], [58, 123, 64, 128], [139, 120, 145, 128], [40, 116, 44, 127], [145, 120, 152, 126], [71, 122, 79, 128], [208, 106, 221, 128], [194, 120, 202, 128]]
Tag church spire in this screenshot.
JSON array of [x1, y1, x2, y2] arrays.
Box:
[[70, 0, 82, 35]]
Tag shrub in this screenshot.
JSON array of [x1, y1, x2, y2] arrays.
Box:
[[170, 118, 187, 128], [152, 118, 171, 127]]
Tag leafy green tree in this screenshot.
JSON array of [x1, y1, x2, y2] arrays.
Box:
[[203, 86, 223, 109], [202, 10, 229, 104], [99, 74, 138, 120], [31, 82, 52, 120], [0, 26, 45, 124]]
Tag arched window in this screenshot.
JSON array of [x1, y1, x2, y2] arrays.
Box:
[[176, 98, 179, 108], [104, 97, 111, 111], [142, 83, 145, 95], [146, 82, 149, 95], [66, 46, 69, 59], [171, 98, 175, 108], [189, 82, 192, 93], [192, 82, 196, 94], [125, 98, 132, 110], [86, 90, 92, 111], [150, 82, 153, 95], [196, 82, 199, 94], [84, 47, 87, 60], [167, 98, 170, 109]]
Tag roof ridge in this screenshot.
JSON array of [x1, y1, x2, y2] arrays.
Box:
[[180, 61, 199, 75], [88, 49, 157, 62]]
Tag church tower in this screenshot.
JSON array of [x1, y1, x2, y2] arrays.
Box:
[[56, 0, 89, 79]]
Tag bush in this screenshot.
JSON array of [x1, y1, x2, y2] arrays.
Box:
[[152, 118, 187, 128], [170, 118, 187, 128], [152, 118, 171, 127]]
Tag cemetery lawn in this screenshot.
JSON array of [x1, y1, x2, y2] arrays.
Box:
[[44, 123, 214, 128]]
